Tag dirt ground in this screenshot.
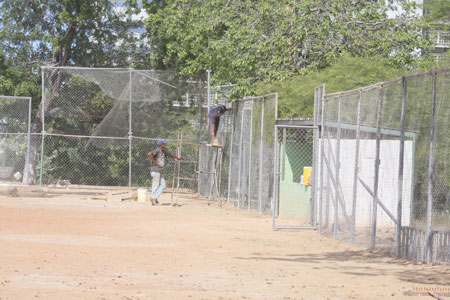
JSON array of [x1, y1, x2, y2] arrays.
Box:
[[0, 186, 449, 300]]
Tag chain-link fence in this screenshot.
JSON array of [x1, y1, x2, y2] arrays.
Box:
[[19, 67, 227, 193], [0, 96, 32, 184], [316, 67, 450, 263], [227, 94, 277, 213], [273, 126, 317, 228]]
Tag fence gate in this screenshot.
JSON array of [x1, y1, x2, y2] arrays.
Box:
[[273, 125, 318, 229]]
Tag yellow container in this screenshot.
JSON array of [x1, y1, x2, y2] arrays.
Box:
[[137, 188, 147, 202], [303, 167, 312, 186]]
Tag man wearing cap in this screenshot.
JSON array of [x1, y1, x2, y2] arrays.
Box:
[[207, 104, 232, 147], [148, 140, 181, 205]]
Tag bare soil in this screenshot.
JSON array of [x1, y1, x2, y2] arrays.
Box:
[[0, 186, 448, 300]]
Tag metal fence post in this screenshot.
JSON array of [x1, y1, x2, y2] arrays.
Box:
[[198, 80, 203, 143], [312, 86, 322, 228], [226, 102, 236, 203], [371, 86, 384, 249], [207, 69, 211, 142], [128, 69, 133, 187], [24, 97, 32, 185], [258, 97, 265, 213], [426, 72, 437, 264], [397, 77, 407, 258], [272, 125, 280, 228], [248, 101, 254, 210], [334, 97, 342, 239], [237, 103, 245, 207], [39, 70, 45, 186], [351, 89, 362, 243], [318, 86, 326, 233]]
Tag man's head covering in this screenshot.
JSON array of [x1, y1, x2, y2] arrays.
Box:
[[157, 140, 167, 146], [217, 104, 226, 115]]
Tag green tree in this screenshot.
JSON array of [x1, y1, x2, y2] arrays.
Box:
[[423, 0, 450, 25], [0, 0, 145, 183], [144, 0, 430, 98]]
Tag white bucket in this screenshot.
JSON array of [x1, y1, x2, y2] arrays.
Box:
[[137, 188, 147, 202]]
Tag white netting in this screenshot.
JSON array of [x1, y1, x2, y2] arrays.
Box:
[[0, 96, 31, 183]]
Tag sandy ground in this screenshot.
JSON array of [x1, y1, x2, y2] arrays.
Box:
[[0, 187, 449, 300]]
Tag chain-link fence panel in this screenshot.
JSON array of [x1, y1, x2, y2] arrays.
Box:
[[0, 96, 31, 184], [226, 94, 277, 213], [433, 71, 450, 230], [273, 126, 316, 228], [38, 67, 207, 188], [315, 67, 450, 263]]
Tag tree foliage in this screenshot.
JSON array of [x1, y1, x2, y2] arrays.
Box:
[[0, 0, 146, 183], [423, 0, 450, 26], [145, 0, 430, 98], [0, 0, 145, 69]]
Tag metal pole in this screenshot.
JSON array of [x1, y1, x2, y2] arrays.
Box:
[[207, 69, 211, 142], [272, 125, 280, 228], [334, 97, 342, 239], [282, 128, 286, 181], [39, 70, 45, 186], [351, 90, 362, 243], [237, 104, 245, 207], [272, 94, 279, 214], [426, 72, 437, 264], [198, 80, 203, 143], [24, 97, 32, 185], [311, 87, 321, 228], [371, 86, 384, 249], [128, 70, 132, 187], [226, 102, 236, 203], [247, 101, 254, 210], [258, 97, 265, 213], [318, 85, 326, 232], [397, 77, 407, 258]]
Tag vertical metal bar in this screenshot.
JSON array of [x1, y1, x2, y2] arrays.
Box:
[[258, 97, 265, 213], [311, 86, 320, 228], [198, 80, 203, 143], [226, 102, 236, 203], [371, 86, 384, 249], [207, 69, 211, 142], [324, 141, 331, 231], [24, 97, 32, 184], [351, 90, 362, 243], [272, 93, 279, 214], [319, 85, 326, 233], [39, 70, 45, 186], [237, 105, 245, 207], [175, 132, 183, 203], [171, 132, 180, 201], [282, 128, 286, 181], [426, 72, 437, 264], [334, 97, 342, 239], [397, 77, 407, 258], [272, 125, 280, 228], [410, 134, 417, 226], [247, 101, 254, 210], [128, 70, 132, 187]]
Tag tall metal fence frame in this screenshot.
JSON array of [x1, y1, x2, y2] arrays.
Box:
[[315, 67, 450, 263], [0, 96, 32, 184], [272, 124, 319, 229], [226, 94, 278, 214], [35, 66, 230, 190]]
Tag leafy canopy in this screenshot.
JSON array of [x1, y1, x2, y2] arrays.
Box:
[[254, 55, 448, 119], [145, 0, 430, 98]]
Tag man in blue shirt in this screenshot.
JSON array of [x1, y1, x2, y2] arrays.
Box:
[[207, 104, 231, 146]]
